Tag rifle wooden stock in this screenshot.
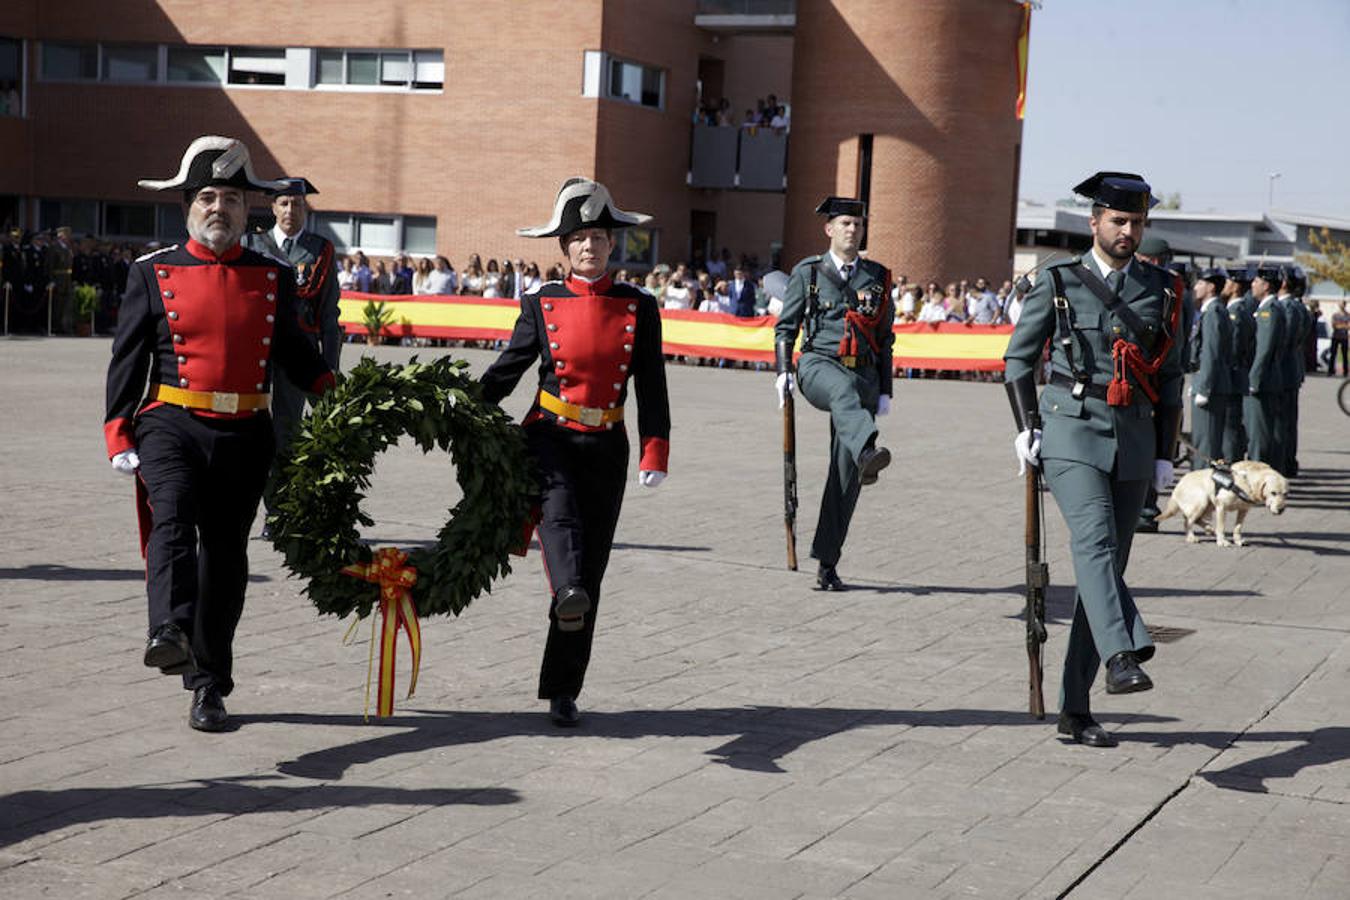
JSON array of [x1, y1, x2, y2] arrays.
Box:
[[1025, 463, 1048, 719], [783, 390, 798, 571]]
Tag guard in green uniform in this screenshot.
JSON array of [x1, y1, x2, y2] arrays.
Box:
[[1245, 264, 1284, 467], [1275, 266, 1309, 477], [1221, 268, 1256, 462], [774, 197, 894, 591], [1187, 267, 1233, 468], [46, 226, 76, 334], [1004, 172, 1183, 748]]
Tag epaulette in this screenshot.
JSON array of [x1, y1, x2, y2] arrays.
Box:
[[793, 255, 822, 271], [134, 245, 178, 263], [1046, 255, 1081, 270]]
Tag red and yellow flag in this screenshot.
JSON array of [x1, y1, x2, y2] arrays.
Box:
[[1016, 2, 1032, 119]]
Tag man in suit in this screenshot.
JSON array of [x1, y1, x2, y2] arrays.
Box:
[[774, 196, 894, 591], [1245, 264, 1285, 467], [1003, 171, 1183, 748], [244, 177, 343, 533], [729, 264, 758, 317], [1187, 268, 1233, 468]]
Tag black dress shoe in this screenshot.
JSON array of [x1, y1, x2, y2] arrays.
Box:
[[548, 696, 580, 727], [817, 564, 846, 591], [144, 623, 196, 675], [189, 686, 229, 732], [1105, 651, 1154, 694], [859, 446, 892, 486], [553, 586, 591, 633], [1134, 519, 1159, 534], [1057, 712, 1118, 748]]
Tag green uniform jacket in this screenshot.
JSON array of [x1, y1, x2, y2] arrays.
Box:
[[775, 255, 895, 395], [1227, 299, 1256, 395], [244, 229, 343, 369], [1277, 295, 1309, 386], [1003, 257, 1184, 482], [1191, 299, 1233, 397], [1248, 297, 1285, 394]]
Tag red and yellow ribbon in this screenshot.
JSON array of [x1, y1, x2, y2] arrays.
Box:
[[341, 548, 422, 719]]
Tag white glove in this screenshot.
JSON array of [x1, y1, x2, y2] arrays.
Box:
[[1194, 393, 1208, 408], [876, 395, 891, 416], [111, 449, 140, 476], [1154, 459, 1175, 493], [774, 372, 795, 409], [1013, 428, 1042, 477], [638, 471, 666, 488]]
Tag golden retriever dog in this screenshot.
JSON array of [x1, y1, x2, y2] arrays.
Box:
[[1158, 461, 1288, 547]]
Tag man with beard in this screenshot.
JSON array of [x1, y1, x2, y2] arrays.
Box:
[[244, 177, 343, 535], [104, 136, 335, 732], [773, 197, 894, 591], [1002, 172, 1183, 748]]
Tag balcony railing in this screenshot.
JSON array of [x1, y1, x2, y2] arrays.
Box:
[[689, 123, 787, 191]]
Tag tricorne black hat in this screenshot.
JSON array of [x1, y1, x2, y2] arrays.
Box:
[[1072, 171, 1159, 213], [1279, 264, 1305, 288], [270, 177, 319, 197], [1254, 262, 1282, 284], [815, 196, 867, 219], [137, 135, 286, 195], [517, 178, 652, 238]]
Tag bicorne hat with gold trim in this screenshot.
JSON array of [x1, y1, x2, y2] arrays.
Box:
[[517, 178, 652, 238], [137, 135, 286, 196]]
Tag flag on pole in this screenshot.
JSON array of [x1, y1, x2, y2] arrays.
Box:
[[1016, 2, 1032, 119]]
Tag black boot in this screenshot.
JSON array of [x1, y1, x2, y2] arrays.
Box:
[[189, 686, 229, 732], [144, 623, 195, 675]]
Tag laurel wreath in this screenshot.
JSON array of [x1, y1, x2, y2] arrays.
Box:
[[268, 356, 534, 619]]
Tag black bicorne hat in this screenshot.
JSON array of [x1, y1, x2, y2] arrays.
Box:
[[138, 135, 286, 195], [517, 178, 652, 238], [270, 177, 320, 197], [1072, 171, 1159, 213], [1199, 267, 1229, 288], [815, 196, 867, 219]]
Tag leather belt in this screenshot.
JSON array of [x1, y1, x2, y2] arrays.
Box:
[[150, 383, 270, 414], [1049, 372, 1111, 402], [537, 390, 623, 427]]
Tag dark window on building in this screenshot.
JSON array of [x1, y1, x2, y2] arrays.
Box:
[[0, 37, 20, 116], [38, 198, 99, 235], [104, 203, 157, 239], [41, 42, 98, 81], [102, 44, 158, 82], [227, 47, 285, 85], [167, 47, 225, 83], [607, 57, 663, 109]]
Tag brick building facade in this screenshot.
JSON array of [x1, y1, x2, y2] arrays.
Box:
[[0, 0, 1022, 283]]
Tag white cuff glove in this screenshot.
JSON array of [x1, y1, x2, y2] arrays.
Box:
[[1194, 393, 1208, 408], [774, 372, 794, 409], [1013, 428, 1042, 477], [638, 470, 666, 488], [1154, 459, 1174, 493], [876, 394, 891, 416], [111, 449, 141, 476]]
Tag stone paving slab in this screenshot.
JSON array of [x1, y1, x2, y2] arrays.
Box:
[[0, 337, 1347, 899]]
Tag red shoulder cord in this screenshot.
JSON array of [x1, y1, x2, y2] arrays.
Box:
[[839, 270, 893, 359], [1106, 272, 1184, 406], [296, 240, 335, 303]]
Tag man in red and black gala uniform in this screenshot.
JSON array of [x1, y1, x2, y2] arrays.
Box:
[[482, 178, 670, 727], [104, 136, 334, 732]]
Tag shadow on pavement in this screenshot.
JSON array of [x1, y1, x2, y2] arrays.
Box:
[[0, 779, 519, 849], [0, 564, 270, 583], [1126, 726, 1350, 794], [257, 706, 1180, 781]]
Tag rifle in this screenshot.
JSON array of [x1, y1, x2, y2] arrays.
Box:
[[1024, 448, 1048, 719], [783, 387, 798, 570]]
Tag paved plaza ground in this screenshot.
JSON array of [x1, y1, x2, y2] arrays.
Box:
[[1, 336, 1348, 899]]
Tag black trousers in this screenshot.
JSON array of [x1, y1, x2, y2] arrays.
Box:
[[526, 421, 628, 701], [135, 405, 274, 695]]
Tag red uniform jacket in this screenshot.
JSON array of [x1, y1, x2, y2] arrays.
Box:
[[103, 239, 334, 457], [481, 273, 670, 472]]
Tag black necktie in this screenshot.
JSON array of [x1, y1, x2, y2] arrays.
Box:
[[281, 237, 294, 255], [841, 264, 853, 282]]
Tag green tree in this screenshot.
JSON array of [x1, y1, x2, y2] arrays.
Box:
[[1297, 228, 1350, 293]]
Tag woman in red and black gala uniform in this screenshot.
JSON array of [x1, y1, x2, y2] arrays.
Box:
[[482, 178, 670, 727], [104, 136, 334, 732]]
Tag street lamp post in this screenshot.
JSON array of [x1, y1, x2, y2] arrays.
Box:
[[1267, 171, 1282, 209]]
